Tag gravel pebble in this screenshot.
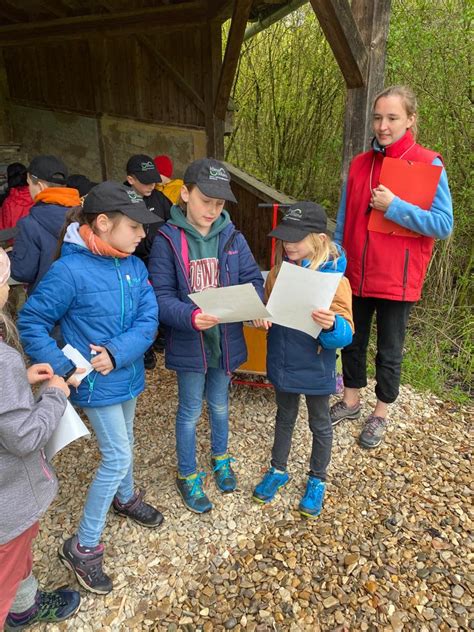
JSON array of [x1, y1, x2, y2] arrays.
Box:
[[33, 358, 473, 630]]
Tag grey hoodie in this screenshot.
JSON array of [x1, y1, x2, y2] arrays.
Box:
[[0, 341, 67, 544]]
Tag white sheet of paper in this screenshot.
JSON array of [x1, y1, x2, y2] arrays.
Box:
[[62, 344, 93, 383], [188, 283, 271, 324], [44, 401, 91, 461], [266, 262, 342, 338]]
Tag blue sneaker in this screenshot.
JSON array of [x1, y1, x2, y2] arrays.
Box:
[[299, 476, 326, 518], [253, 467, 290, 504], [176, 472, 213, 514], [212, 454, 237, 493]]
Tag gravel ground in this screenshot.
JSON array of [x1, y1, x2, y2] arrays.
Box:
[[32, 354, 472, 631]]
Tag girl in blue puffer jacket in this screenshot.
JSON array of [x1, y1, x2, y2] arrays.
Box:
[[252, 201, 354, 518], [148, 158, 264, 515], [18, 182, 163, 596]]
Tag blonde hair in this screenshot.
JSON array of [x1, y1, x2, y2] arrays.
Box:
[[274, 233, 341, 274], [0, 308, 21, 351], [373, 85, 418, 138]]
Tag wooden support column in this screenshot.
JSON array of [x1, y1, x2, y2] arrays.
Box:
[[202, 21, 224, 159], [214, 0, 252, 121], [88, 38, 108, 181], [341, 0, 392, 176]]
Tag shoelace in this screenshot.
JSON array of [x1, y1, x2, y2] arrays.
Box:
[[213, 457, 235, 475], [189, 472, 207, 498], [364, 416, 385, 436], [38, 591, 67, 613], [306, 478, 324, 501], [261, 469, 282, 493]]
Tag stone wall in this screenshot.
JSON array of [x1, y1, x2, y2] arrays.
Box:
[[9, 104, 207, 181]]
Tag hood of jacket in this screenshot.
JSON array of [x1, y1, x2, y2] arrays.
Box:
[[168, 204, 231, 241], [29, 201, 70, 240]]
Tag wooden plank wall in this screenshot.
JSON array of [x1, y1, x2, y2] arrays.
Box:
[[3, 30, 206, 128]]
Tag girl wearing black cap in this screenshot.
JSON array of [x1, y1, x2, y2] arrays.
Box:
[[252, 202, 354, 518], [18, 181, 163, 595]]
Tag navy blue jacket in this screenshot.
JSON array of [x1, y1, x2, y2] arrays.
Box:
[[10, 201, 71, 293], [267, 254, 353, 395], [18, 227, 158, 407], [148, 221, 264, 373]]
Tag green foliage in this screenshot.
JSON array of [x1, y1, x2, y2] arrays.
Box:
[[227, 0, 473, 398]]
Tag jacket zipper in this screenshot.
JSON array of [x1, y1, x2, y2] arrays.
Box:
[[115, 259, 125, 331], [126, 274, 133, 310], [402, 249, 409, 301], [358, 234, 369, 296]]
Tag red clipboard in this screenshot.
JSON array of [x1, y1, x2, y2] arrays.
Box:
[[368, 157, 442, 238]]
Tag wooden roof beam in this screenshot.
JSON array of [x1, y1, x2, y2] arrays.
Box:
[[33, 1, 76, 19], [207, 0, 234, 21], [309, 0, 368, 88], [214, 0, 253, 121], [0, 2, 206, 47], [0, 1, 28, 23]]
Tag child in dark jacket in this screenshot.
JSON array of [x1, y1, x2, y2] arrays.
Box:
[[9, 155, 80, 294], [149, 158, 264, 514], [252, 202, 354, 518], [18, 182, 162, 595], [0, 248, 80, 630]]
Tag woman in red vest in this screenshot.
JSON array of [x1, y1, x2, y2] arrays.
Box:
[[330, 85, 453, 448]]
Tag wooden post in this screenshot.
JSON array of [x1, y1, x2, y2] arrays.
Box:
[[88, 38, 108, 181], [342, 0, 392, 178], [202, 21, 224, 158], [214, 0, 252, 121]]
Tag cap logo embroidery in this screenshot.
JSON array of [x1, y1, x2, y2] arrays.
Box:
[[209, 166, 229, 182], [140, 161, 155, 171], [284, 208, 303, 222], [127, 190, 144, 204]]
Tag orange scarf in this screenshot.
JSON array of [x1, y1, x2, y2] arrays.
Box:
[[34, 187, 81, 207], [79, 224, 129, 259]]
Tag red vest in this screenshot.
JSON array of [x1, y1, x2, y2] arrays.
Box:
[[343, 130, 441, 302]]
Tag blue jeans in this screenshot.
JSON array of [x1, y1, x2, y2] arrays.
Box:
[[176, 369, 231, 477], [77, 398, 137, 547]]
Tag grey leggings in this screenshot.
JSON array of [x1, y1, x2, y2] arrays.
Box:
[[271, 390, 333, 480]]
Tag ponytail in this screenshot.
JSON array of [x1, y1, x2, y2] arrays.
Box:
[[54, 205, 122, 261]]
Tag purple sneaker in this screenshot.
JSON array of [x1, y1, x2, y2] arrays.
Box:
[[112, 489, 164, 528], [59, 535, 112, 595]]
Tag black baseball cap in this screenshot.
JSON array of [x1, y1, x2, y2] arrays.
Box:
[[126, 154, 161, 184], [28, 155, 68, 185], [183, 158, 237, 203], [268, 201, 328, 242], [82, 181, 163, 224]]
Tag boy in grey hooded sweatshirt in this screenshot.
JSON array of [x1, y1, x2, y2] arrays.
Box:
[[0, 248, 80, 630]]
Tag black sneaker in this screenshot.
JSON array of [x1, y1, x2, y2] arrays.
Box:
[[59, 535, 113, 595], [112, 489, 164, 528], [5, 589, 80, 630]]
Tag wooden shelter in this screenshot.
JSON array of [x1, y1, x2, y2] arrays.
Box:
[[0, 0, 391, 268]]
